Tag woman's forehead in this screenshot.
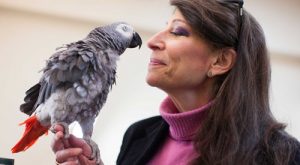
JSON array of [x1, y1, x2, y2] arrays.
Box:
[[170, 9, 186, 21]]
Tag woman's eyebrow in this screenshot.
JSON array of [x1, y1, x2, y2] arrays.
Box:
[[171, 19, 188, 24]]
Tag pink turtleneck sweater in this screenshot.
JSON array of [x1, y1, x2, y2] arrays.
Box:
[[148, 97, 212, 165]]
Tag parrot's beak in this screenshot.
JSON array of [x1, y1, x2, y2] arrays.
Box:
[[129, 32, 142, 49]]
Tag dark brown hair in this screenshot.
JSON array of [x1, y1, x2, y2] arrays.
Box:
[[170, 0, 299, 164]]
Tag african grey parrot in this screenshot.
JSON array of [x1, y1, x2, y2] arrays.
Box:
[[11, 22, 142, 164]]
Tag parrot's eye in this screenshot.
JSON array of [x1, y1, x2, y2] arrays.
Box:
[[122, 26, 129, 32], [116, 24, 133, 38]]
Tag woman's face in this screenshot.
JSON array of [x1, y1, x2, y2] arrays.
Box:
[[146, 10, 216, 94]]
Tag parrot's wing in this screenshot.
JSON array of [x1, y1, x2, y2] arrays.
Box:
[[20, 41, 102, 116], [20, 83, 41, 115]]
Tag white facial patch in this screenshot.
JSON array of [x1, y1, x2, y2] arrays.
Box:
[[116, 24, 133, 39]]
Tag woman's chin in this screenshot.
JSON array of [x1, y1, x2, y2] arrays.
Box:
[[145, 74, 161, 87]]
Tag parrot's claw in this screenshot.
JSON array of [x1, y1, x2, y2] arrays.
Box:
[[50, 122, 70, 138], [84, 138, 103, 165], [49, 126, 56, 134]]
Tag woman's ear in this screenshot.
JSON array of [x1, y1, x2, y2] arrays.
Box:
[[207, 48, 237, 77]]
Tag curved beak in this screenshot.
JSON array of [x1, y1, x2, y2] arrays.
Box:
[[129, 32, 142, 49]]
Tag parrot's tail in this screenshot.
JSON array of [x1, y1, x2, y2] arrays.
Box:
[[11, 115, 49, 153]]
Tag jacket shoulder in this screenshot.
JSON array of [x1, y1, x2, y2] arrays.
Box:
[[117, 116, 168, 165], [291, 140, 300, 165], [120, 116, 166, 146], [275, 131, 300, 165], [126, 116, 164, 133]]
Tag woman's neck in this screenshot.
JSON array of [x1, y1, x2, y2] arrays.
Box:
[[167, 88, 213, 112]]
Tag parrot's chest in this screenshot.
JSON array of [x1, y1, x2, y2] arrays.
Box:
[[36, 65, 116, 126], [36, 80, 107, 126]]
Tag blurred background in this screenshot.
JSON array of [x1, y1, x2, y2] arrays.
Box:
[[0, 0, 299, 164]]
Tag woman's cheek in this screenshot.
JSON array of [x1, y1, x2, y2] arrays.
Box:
[[164, 57, 180, 79]]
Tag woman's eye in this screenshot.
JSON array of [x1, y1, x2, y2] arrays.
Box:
[[170, 27, 190, 37]]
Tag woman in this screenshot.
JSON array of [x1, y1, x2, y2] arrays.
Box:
[[52, 0, 300, 164]]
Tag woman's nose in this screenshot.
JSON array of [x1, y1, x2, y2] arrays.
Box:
[[147, 31, 165, 51]]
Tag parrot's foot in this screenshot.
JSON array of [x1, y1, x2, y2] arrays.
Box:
[[50, 122, 70, 138], [84, 138, 103, 165]]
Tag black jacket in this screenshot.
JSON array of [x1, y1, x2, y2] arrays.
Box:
[[117, 116, 300, 165]]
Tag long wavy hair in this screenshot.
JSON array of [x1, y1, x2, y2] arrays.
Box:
[[170, 0, 299, 164]]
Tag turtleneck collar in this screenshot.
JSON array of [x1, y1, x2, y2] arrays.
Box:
[[160, 96, 212, 141]]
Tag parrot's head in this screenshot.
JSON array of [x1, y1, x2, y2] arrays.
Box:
[[88, 22, 142, 55]]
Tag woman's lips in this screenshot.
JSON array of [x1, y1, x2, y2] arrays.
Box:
[[149, 58, 166, 66]]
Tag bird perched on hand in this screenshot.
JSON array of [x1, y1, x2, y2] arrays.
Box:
[[11, 22, 142, 164]]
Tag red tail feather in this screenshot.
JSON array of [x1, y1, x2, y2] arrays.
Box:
[[11, 115, 49, 153]]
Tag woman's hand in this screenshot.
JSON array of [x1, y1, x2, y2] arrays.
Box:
[[51, 124, 100, 165]]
